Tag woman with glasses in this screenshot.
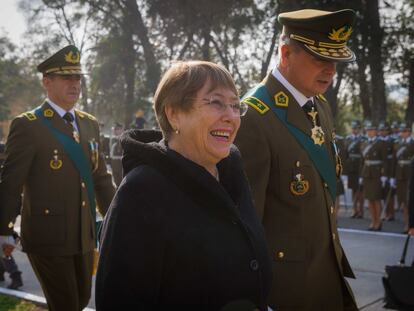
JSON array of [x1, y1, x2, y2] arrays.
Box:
[[95, 61, 271, 310]]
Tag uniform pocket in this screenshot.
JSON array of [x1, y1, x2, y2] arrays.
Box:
[[278, 164, 316, 205], [29, 201, 65, 245]]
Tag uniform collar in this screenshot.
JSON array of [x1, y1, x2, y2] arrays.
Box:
[[272, 66, 313, 107], [46, 98, 76, 120]]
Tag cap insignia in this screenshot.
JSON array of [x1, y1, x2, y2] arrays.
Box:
[[65, 51, 80, 64], [275, 91, 289, 107], [328, 26, 353, 42]]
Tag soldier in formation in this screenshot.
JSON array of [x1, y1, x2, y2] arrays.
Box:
[[109, 122, 124, 186], [343, 121, 365, 218]]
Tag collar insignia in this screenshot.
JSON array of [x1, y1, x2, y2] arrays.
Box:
[[275, 91, 289, 107], [44, 109, 54, 118], [65, 51, 80, 64], [328, 26, 353, 42]]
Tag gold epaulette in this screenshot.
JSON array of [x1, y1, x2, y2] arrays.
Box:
[[76, 110, 96, 121], [243, 96, 269, 115], [19, 111, 37, 121], [316, 94, 328, 103]]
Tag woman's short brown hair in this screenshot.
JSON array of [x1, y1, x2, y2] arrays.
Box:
[[153, 60, 238, 139]]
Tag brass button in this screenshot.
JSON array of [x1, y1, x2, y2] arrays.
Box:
[[45, 209, 50, 215], [8, 222, 13, 228], [332, 233, 336, 240], [277, 251, 285, 259], [324, 183, 328, 188], [82, 201, 86, 207], [295, 161, 300, 167], [331, 206, 334, 214], [81, 182, 86, 188]]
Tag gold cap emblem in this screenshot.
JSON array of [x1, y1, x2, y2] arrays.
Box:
[[328, 26, 353, 42], [65, 50, 80, 64]]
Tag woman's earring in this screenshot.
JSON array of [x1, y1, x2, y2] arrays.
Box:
[[175, 128, 180, 134]]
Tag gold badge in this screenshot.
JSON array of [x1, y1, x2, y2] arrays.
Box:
[[65, 50, 80, 64], [328, 26, 353, 42], [307, 110, 325, 145], [50, 149, 63, 170], [44, 109, 54, 118], [275, 91, 289, 107], [290, 173, 310, 196]]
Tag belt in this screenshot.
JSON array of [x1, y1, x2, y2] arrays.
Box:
[[398, 160, 411, 165], [349, 153, 361, 158], [365, 160, 383, 166]]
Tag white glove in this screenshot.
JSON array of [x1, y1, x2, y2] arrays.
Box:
[[381, 176, 388, 187], [341, 175, 348, 186], [359, 177, 363, 185], [390, 178, 397, 189], [0, 235, 15, 257]]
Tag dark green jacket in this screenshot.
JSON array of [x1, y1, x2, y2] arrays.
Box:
[[0, 101, 115, 256], [235, 74, 356, 310]]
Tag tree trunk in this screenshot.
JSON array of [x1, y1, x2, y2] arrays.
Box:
[[324, 64, 344, 119], [122, 0, 161, 94], [406, 57, 414, 126], [366, 0, 387, 123]]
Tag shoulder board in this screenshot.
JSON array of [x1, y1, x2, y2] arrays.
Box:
[[316, 94, 328, 102], [242, 96, 269, 115], [19, 111, 37, 121], [76, 110, 96, 121]]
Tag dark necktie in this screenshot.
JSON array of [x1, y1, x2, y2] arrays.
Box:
[[302, 100, 314, 114], [62, 112, 79, 143]]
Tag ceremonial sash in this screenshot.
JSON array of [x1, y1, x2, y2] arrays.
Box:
[[244, 85, 337, 200], [34, 107, 98, 240]]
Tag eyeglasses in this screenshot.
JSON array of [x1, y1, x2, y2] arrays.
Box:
[[202, 96, 248, 117]]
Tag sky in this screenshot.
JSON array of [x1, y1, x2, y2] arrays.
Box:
[[0, 0, 27, 46]]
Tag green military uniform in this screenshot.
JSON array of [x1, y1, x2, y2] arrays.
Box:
[[343, 123, 365, 192], [0, 45, 115, 311], [235, 9, 357, 310], [361, 131, 388, 201], [393, 132, 414, 205]]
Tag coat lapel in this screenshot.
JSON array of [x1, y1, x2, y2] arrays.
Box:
[[263, 74, 311, 137], [42, 101, 73, 138]]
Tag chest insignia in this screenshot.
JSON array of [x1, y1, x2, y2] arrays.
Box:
[[290, 173, 310, 196], [89, 139, 99, 172], [50, 149, 63, 170], [274, 91, 289, 107]]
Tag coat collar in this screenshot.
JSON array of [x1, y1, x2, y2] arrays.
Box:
[[262, 74, 312, 137], [41, 100, 73, 138]]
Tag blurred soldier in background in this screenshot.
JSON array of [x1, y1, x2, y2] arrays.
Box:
[[361, 121, 388, 231], [99, 123, 110, 161], [343, 121, 365, 218], [378, 121, 396, 221], [390, 121, 400, 141], [391, 122, 414, 233], [130, 109, 146, 129], [109, 122, 124, 187]]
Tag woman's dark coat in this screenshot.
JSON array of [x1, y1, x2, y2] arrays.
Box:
[[95, 130, 271, 311]]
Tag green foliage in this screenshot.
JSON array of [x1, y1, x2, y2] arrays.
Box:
[[0, 294, 46, 311]]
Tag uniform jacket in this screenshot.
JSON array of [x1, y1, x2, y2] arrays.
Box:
[[381, 136, 395, 177], [96, 130, 272, 311], [408, 157, 414, 228], [0, 101, 115, 256], [235, 74, 356, 310], [360, 137, 388, 179], [343, 134, 365, 175], [393, 137, 414, 181]]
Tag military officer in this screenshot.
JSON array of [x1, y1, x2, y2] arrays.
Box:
[[391, 121, 400, 141], [377, 121, 395, 220], [391, 122, 414, 232], [0, 45, 116, 311], [343, 120, 365, 218], [235, 9, 357, 310], [360, 121, 388, 231]]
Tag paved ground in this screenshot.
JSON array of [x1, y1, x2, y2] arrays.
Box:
[[1, 189, 412, 310]]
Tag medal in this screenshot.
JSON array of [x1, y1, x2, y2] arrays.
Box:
[[50, 149, 63, 170], [89, 139, 99, 172], [290, 173, 310, 196], [73, 131, 80, 143], [307, 109, 325, 145]]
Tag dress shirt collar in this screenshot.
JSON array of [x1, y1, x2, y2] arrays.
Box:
[[46, 98, 76, 119], [272, 66, 313, 107]]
